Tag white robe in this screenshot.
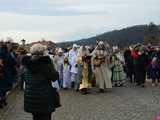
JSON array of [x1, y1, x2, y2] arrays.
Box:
[[69, 49, 78, 74], [63, 64, 71, 88], [54, 55, 64, 87], [92, 49, 112, 89]]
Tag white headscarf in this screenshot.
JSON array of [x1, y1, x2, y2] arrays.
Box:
[[78, 46, 90, 57], [58, 48, 63, 53], [73, 44, 78, 49], [92, 41, 111, 57]]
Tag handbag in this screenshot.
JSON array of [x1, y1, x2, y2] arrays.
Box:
[[49, 71, 61, 108], [52, 80, 60, 91], [50, 87, 61, 108]]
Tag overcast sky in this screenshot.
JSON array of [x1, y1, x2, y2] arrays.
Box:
[[0, 0, 159, 43]]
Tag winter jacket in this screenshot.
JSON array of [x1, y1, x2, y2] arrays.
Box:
[[22, 56, 58, 114], [0, 49, 17, 91]]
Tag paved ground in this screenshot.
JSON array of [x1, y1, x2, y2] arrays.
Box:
[[1, 85, 160, 120]]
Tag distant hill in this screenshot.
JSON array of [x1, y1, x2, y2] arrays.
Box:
[[57, 24, 160, 47]]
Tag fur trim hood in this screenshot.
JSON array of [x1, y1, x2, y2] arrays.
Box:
[[22, 56, 52, 73]]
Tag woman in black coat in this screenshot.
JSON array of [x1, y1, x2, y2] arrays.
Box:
[[0, 43, 17, 108], [134, 49, 148, 87], [124, 48, 135, 83], [22, 44, 59, 120]]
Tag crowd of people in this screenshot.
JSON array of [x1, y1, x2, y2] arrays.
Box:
[[124, 44, 160, 87], [50, 42, 160, 94], [44, 42, 160, 94], [1, 40, 160, 120], [51, 42, 113, 94]]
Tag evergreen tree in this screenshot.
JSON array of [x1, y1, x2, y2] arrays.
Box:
[[144, 22, 160, 45]]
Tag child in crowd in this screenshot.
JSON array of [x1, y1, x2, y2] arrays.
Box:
[[62, 57, 71, 89], [111, 54, 126, 87]]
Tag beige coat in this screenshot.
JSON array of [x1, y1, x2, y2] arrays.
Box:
[[92, 49, 112, 89]]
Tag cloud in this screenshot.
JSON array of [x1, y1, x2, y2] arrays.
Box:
[[0, 0, 159, 16], [0, 0, 159, 43], [0, 12, 114, 43], [0, 0, 109, 16]]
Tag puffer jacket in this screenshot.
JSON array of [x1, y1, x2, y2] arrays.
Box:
[[22, 56, 58, 114]]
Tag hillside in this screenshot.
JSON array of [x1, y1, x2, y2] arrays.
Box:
[[57, 24, 159, 47]]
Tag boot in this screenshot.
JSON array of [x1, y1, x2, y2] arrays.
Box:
[[80, 88, 88, 95], [99, 89, 105, 93], [0, 99, 3, 109], [71, 82, 75, 88], [2, 98, 7, 106]]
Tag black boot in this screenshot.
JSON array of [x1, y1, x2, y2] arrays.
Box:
[[99, 89, 104, 93], [0, 99, 3, 109], [71, 82, 75, 88], [141, 84, 145, 88], [2, 98, 7, 106], [76, 89, 79, 92], [80, 88, 88, 95]]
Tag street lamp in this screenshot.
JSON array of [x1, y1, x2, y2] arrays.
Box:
[[21, 39, 26, 46]]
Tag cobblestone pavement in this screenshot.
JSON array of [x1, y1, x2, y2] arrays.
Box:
[[1, 85, 160, 120]]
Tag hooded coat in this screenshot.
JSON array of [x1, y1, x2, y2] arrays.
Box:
[[0, 48, 17, 92], [22, 56, 58, 114]]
